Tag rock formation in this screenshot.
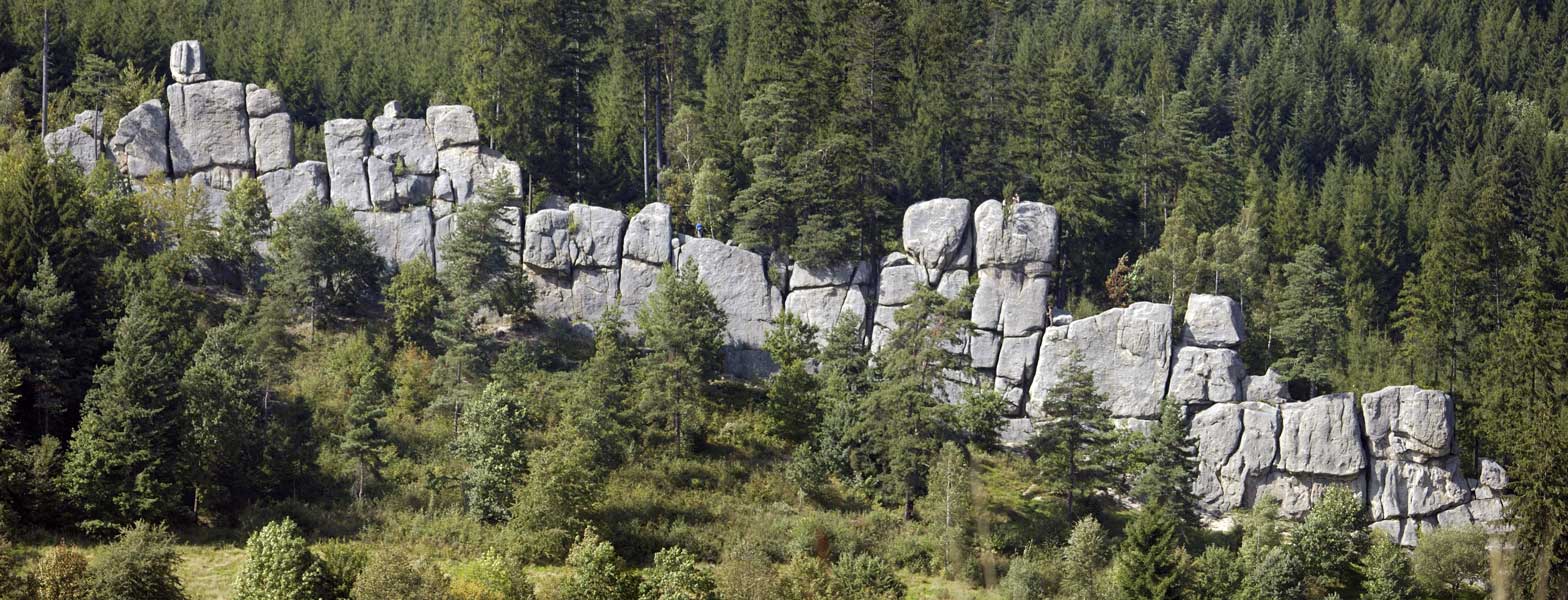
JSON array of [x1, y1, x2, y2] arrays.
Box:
[[54, 41, 1510, 544]]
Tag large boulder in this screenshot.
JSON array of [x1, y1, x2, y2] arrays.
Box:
[[676, 237, 783, 377], [1191, 401, 1280, 514], [1245, 369, 1291, 404], [1361, 385, 1454, 460], [903, 198, 973, 284], [169, 40, 208, 84], [995, 333, 1042, 388], [324, 119, 370, 210], [618, 258, 663, 325], [1030, 302, 1173, 419], [366, 156, 398, 210], [972, 269, 1050, 337], [437, 146, 521, 203], [167, 80, 251, 175], [568, 203, 628, 268], [1277, 393, 1368, 476], [1183, 294, 1245, 348], [974, 199, 1057, 270], [353, 208, 434, 266], [522, 208, 573, 271], [371, 102, 438, 175], [571, 268, 620, 324], [248, 112, 293, 174], [785, 285, 870, 342], [876, 253, 924, 306], [1367, 456, 1471, 520], [1168, 346, 1246, 405], [43, 110, 105, 172], [624, 202, 673, 264], [258, 161, 329, 219], [111, 100, 170, 178], [427, 105, 480, 149], [245, 84, 284, 117]]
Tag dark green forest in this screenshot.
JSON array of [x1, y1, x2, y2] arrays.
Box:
[[0, 0, 1565, 598]]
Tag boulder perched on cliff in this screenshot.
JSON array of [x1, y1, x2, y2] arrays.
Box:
[[1183, 294, 1245, 348], [249, 112, 293, 174], [1169, 346, 1246, 405], [324, 119, 370, 210], [676, 237, 782, 377], [568, 203, 628, 268], [1361, 385, 1454, 460], [371, 101, 438, 175], [43, 110, 106, 172], [974, 199, 1057, 270], [353, 209, 434, 266], [245, 84, 284, 117], [169, 40, 208, 84], [111, 100, 170, 178], [624, 202, 673, 264], [1245, 369, 1291, 403], [1192, 401, 1280, 514], [167, 80, 251, 175], [903, 198, 972, 284], [785, 260, 872, 342], [523, 208, 574, 271], [1030, 302, 1173, 419], [1277, 393, 1367, 476], [259, 161, 329, 219], [427, 105, 480, 149]]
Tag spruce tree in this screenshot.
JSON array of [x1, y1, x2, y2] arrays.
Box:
[[763, 311, 819, 441], [635, 264, 726, 448], [178, 319, 264, 517], [1131, 397, 1198, 526], [1032, 351, 1119, 520], [15, 252, 76, 436], [1272, 244, 1344, 395], [385, 257, 442, 352], [1115, 505, 1185, 600], [337, 370, 389, 503]]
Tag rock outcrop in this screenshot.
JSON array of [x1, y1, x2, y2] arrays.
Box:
[[1030, 302, 1173, 420]]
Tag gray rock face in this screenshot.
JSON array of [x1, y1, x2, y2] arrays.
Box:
[[111, 100, 170, 178], [1192, 402, 1280, 514], [245, 84, 284, 117], [366, 156, 398, 210], [677, 237, 783, 377], [786, 285, 862, 341], [624, 203, 673, 264], [877, 253, 924, 307], [1277, 393, 1367, 476], [937, 269, 969, 299], [1183, 294, 1245, 348], [995, 334, 1042, 388], [248, 112, 293, 174], [427, 105, 480, 149], [568, 204, 628, 268], [1480, 459, 1508, 490], [522, 208, 573, 271], [438, 146, 522, 203], [189, 165, 251, 225], [1361, 385, 1454, 460], [1030, 302, 1174, 419], [169, 41, 208, 84], [974, 199, 1057, 269], [1368, 456, 1471, 520], [1255, 472, 1366, 518], [43, 110, 105, 172], [999, 418, 1035, 447], [571, 268, 620, 324], [1169, 346, 1246, 405], [396, 174, 436, 206], [324, 119, 370, 209], [353, 208, 434, 266], [973, 269, 1051, 337], [259, 161, 329, 219], [970, 330, 1001, 369], [167, 80, 251, 175], [618, 258, 663, 324], [372, 103, 438, 175], [903, 198, 973, 284], [1245, 369, 1291, 404]]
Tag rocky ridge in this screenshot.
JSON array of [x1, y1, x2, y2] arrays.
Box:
[[42, 42, 1510, 543]]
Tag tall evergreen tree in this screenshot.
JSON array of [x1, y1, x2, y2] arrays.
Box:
[[1031, 351, 1119, 520], [337, 369, 389, 503], [178, 319, 264, 517], [635, 264, 726, 448], [1114, 505, 1185, 600], [1272, 244, 1344, 395], [13, 252, 75, 435], [1131, 397, 1198, 526]]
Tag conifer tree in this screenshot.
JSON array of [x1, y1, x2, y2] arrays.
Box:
[[635, 264, 726, 448], [1272, 244, 1344, 395], [232, 518, 330, 600], [178, 320, 264, 517], [265, 202, 384, 330], [386, 256, 442, 351], [1131, 397, 1198, 526], [1032, 351, 1119, 520], [337, 370, 389, 503], [1289, 486, 1367, 597], [763, 311, 819, 440], [1115, 505, 1185, 600], [0, 342, 18, 438], [14, 252, 75, 435]]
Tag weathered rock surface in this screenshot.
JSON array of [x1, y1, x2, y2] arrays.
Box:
[[427, 105, 480, 149], [1192, 401, 1280, 514], [1245, 369, 1291, 403], [1277, 393, 1367, 476], [972, 269, 1050, 337], [624, 203, 673, 264], [571, 268, 620, 324], [1361, 385, 1454, 460], [1169, 346, 1246, 405], [995, 334, 1042, 388], [568, 204, 628, 268], [1183, 294, 1245, 348], [371, 102, 438, 175], [169, 40, 208, 84], [677, 237, 782, 377], [1368, 456, 1470, 520], [1256, 472, 1366, 518], [903, 198, 972, 284], [167, 80, 251, 175], [877, 253, 924, 307], [438, 146, 522, 203], [1030, 302, 1173, 419], [970, 330, 1001, 369], [245, 84, 284, 117], [618, 258, 663, 323], [43, 110, 105, 172], [523, 208, 574, 271], [324, 119, 370, 210], [366, 156, 398, 210], [353, 209, 434, 266], [974, 199, 1057, 269], [111, 101, 170, 178], [249, 112, 293, 174], [259, 161, 329, 219]]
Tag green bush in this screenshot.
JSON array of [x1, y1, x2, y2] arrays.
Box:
[[81, 522, 187, 600], [999, 546, 1057, 600], [349, 548, 449, 600], [448, 551, 534, 600], [559, 527, 635, 600], [32, 546, 89, 600], [232, 518, 332, 600], [827, 552, 905, 600], [1411, 525, 1489, 600], [639, 546, 717, 600]]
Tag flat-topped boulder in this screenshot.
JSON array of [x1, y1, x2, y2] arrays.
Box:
[[427, 105, 480, 149], [903, 198, 972, 284], [1361, 385, 1454, 460], [371, 101, 438, 175], [111, 101, 170, 178], [168, 80, 251, 175], [568, 203, 628, 268], [43, 110, 106, 172], [1277, 393, 1367, 476], [623, 203, 673, 264], [1183, 294, 1244, 348], [522, 208, 573, 271], [245, 84, 284, 117], [1169, 346, 1246, 405], [1030, 302, 1173, 419], [876, 253, 924, 306], [249, 112, 293, 174], [1245, 369, 1291, 403], [974, 199, 1057, 270]]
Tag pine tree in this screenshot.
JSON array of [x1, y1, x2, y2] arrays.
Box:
[[337, 370, 389, 503], [265, 202, 384, 330], [1115, 505, 1185, 600], [1272, 244, 1344, 396], [385, 256, 442, 351], [1059, 517, 1111, 600], [635, 264, 726, 448], [178, 319, 264, 517], [1359, 531, 1415, 600], [763, 311, 819, 441], [1032, 351, 1119, 521], [1131, 397, 1198, 526]]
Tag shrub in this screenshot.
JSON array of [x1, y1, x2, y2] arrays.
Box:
[[1411, 525, 1488, 600], [559, 527, 635, 600], [315, 541, 370, 599], [828, 552, 905, 600], [232, 518, 331, 600], [639, 546, 717, 600], [350, 549, 449, 600], [32, 546, 89, 600], [81, 522, 186, 600], [0, 538, 31, 600], [999, 546, 1057, 600], [448, 551, 535, 600]]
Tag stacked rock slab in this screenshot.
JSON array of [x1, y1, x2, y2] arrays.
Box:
[[619, 203, 675, 329], [523, 203, 628, 334], [783, 260, 873, 345], [1361, 385, 1473, 545], [874, 198, 974, 353], [1029, 302, 1174, 423], [675, 237, 784, 378], [1170, 294, 1248, 406], [43, 110, 109, 172], [971, 200, 1057, 415]]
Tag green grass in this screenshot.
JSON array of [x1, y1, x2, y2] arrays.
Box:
[[173, 544, 247, 599]]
